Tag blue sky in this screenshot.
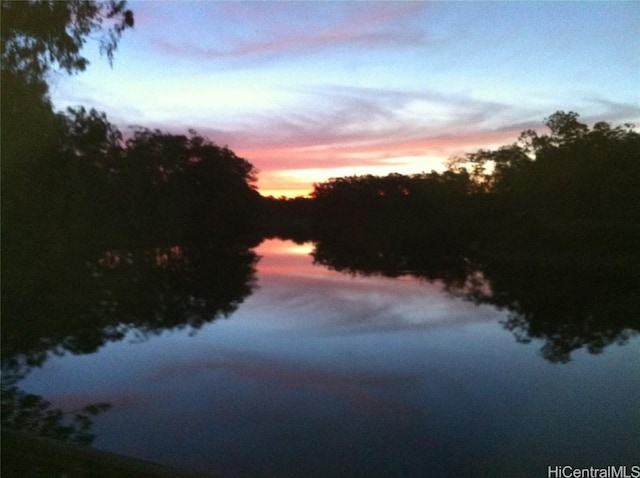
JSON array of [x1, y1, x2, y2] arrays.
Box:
[[49, 0, 640, 197]]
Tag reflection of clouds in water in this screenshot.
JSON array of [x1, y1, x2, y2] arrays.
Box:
[[150, 350, 430, 430], [251, 267, 502, 336], [153, 350, 422, 390], [14, 240, 640, 475]]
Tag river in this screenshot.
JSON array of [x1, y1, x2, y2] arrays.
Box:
[[13, 239, 640, 476]]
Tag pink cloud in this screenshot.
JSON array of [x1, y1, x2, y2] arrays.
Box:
[[243, 125, 528, 196], [98, 79, 639, 197], [237, 127, 524, 167], [47, 390, 149, 412], [151, 350, 427, 423], [185, 86, 521, 170], [151, 2, 429, 62]]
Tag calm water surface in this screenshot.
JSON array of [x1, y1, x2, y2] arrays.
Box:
[[17, 239, 640, 476]]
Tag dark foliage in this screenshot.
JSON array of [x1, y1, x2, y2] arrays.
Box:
[[1, 0, 133, 79], [1, 5, 264, 467], [2, 238, 259, 374], [112, 126, 261, 244], [265, 111, 640, 361], [2, 0, 262, 370], [308, 225, 639, 363], [450, 111, 640, 254], [2, 379, 110, 446], [467, 257, 640, 363]]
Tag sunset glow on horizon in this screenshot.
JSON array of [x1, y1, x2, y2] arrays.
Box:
[[49, 1, 640, 198]]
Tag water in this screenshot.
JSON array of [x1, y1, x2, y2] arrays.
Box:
[[13, 239, 640, 476]]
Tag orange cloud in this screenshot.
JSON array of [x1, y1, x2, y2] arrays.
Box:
[[237, 126, 526, 197]]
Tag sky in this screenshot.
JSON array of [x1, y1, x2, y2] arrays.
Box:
[[49, 0, 640, 197]]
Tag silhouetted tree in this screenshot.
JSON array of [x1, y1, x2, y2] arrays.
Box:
[[267, 111, 640, 362], [259, 195, 317, 241], [307, 171, 485, 254], [104, 128, 261, 243], [2, 376, 112, 476], [448, 111, 640, 254], [309, 227, 639, 363], [2, 239, 259, 374], [1, 0, 134, 193], [1, 379, 111, 446], [2, 1, 135, 326], [1, 0, 133, 76], [1, 0, 263, 392]]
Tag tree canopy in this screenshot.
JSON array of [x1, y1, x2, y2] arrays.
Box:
[[1, 0, 262, 358], [1, 0, 135, 221], [1, 0, 133, 81], [2, 0, 260, 253], [448, 111, 640, 231], [270, 111, 640, 265]]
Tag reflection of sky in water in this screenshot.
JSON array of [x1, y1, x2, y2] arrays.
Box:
[[19, 239, 640, 476]]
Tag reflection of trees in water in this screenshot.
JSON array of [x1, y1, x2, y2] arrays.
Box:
[[1, 377, 111, 446], [2, 237, 258, 468], [312, 233, 475, 287], [464, 261, 639, 363], [312, 236, 639, 363], [1, 2, 262, 467], [2, 240, 258, 373], [1, 375, 113, 477], [88, 242, 258, 336], [1, 235, 257, 475]]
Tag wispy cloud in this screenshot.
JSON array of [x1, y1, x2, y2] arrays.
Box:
[[189, 85, 525, 168], [582, 97, 640, 125], [187, 85, 640, 189], [243, 260, 500, 337], [49, 1, 640, 197], [151, 2, 429, 63]]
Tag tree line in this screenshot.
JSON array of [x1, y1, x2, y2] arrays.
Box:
[[263, 111, 640, 363], [4, 1, 639, 267], [2, 1, 262, 294], [268, 111, 640, 263], [1, 2, 264, 457], [4, 3, 640, 360]]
